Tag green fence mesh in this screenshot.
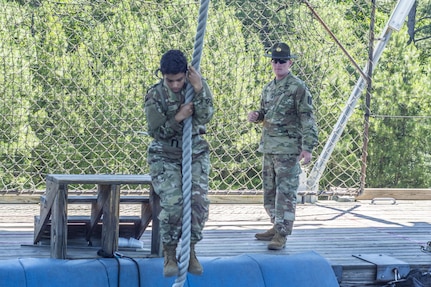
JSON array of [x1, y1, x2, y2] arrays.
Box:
[[0, 0, 422, 195]]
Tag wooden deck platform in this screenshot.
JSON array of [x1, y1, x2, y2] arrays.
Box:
[[0, 199, 430, 286]]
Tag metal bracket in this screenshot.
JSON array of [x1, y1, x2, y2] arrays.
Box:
[[371, 197, 396, 205], [421, 241, 431, 253], [353, 254, 410, 282]]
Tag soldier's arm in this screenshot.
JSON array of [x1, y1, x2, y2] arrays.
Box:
[[297, 86, 318, 152], [144, 89, 183, 140], [250, 88, 267, 123]]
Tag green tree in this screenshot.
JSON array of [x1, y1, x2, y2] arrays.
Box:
[[367, 31, 431, 187]]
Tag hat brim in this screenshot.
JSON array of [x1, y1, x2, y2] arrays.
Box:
[[264, 54, 297, 59]]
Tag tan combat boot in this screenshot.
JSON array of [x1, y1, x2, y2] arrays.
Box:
[[255, 226, 276, 241], [267, 232, 287, 250], [163, 245, 178, 277], [188, 243, 203, 275]]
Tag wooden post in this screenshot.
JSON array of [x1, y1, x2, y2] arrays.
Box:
[[86, 188, 109, 242], [34, 179, 56, 244], [150, 186, 162, 257], [51, 183, 68, 259], [100, 184, 120, 256]]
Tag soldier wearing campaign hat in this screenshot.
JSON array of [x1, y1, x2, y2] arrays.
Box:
[[247, 42, 318, 250]]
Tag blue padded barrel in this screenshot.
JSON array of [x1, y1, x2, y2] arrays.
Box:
[[184, 255, 266, 287], [135, 257, 187, 287], [18, 258, 110, 287], [0, 258, 26, 286], [248, 252, 339, 287], [0, 251, 339, 287]]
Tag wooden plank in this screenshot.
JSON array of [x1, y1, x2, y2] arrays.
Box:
[[46, 174, 152, 185], [35, 215, 142, 224], [208, 195, 263, 204], [3, 188, 431, 204], [358, 188, 431, 200], [137, 202, 152, 239], [100, 184, 120, 256], [67, 195, 149, 204], [33, 180, 57, 244], [150, 187, 162, 256], [86, 186, 109, 241], [51, 183, 67, 259]]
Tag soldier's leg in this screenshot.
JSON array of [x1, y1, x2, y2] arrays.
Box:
[[268, 154, 300, 250], [255, 154, 277, 241], [148, 155, 183, 276], [189, 151, 210, 275], [149, 158, 183, 244], [262, 153, 277, 222], [190, 151, 210, 243]]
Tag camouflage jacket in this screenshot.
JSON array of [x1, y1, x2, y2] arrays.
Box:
[[144, 79, 214, 158], [254, 73, 318, 154]]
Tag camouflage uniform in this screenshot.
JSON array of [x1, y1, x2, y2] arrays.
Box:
[[144, 79, 214, 246], [254, 73, 318, 236]]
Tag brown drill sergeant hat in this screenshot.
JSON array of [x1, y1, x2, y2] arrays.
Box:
[[264, 42, 297, 59]]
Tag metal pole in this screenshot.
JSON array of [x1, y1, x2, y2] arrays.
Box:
[[307, 0, 414, 192], [360, 0, 376, 194], [307, 27, 393, 192]]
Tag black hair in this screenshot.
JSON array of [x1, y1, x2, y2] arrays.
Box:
[[159, 50, 188, 75]]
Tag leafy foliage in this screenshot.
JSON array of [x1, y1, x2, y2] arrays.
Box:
[[0, 0, 430, 193]]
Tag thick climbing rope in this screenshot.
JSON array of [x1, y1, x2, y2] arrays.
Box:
[[172, 1, 210, 286]]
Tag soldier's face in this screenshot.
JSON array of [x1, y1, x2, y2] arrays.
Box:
[[271, 59, 292, 79], [164, 73, 186, 93]]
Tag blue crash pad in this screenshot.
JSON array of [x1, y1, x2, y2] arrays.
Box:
[[0, 251, 339, 287]]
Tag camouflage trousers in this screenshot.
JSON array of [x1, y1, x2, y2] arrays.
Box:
[[147, 151, 210, 246], [262, 153, 301, 236]]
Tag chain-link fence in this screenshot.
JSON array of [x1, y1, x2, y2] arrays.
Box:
[[0, 0, 414, 195]]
